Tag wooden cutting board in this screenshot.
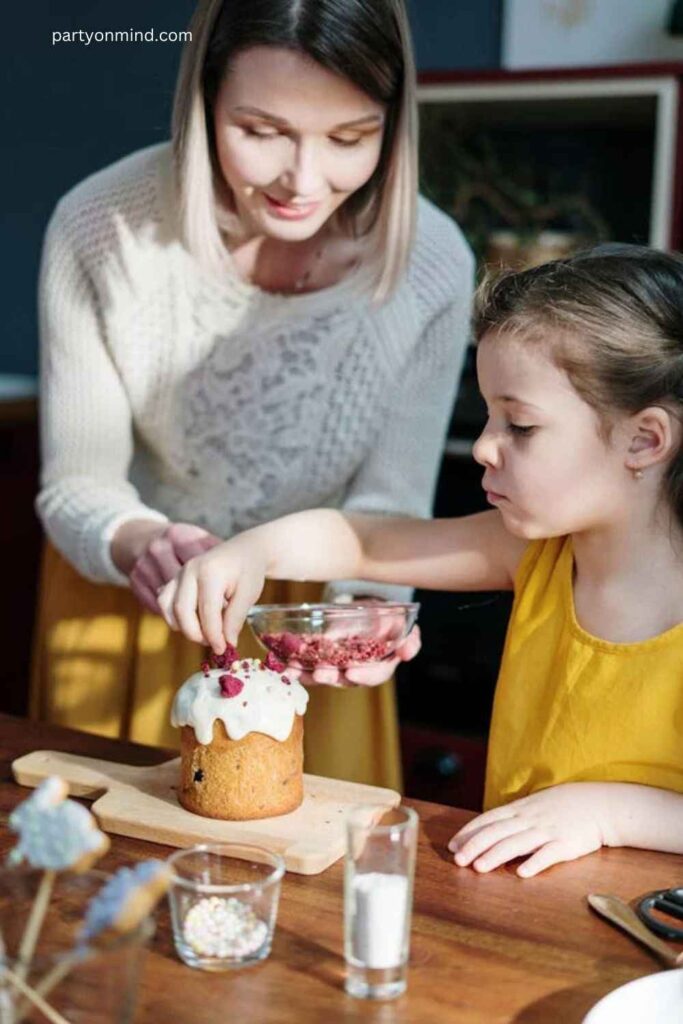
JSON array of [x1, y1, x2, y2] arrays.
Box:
[[11, 750, 400, 875]]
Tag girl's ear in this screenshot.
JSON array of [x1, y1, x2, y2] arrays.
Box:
[[625, 407, 679, 471]]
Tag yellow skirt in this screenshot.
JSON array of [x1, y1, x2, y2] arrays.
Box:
[[29, 544, 402, 789]]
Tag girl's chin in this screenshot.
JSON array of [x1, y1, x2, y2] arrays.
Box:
[[498, 509, 547, 540]]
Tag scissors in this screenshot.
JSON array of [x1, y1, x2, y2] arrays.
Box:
[[636, 887, 683, 941]]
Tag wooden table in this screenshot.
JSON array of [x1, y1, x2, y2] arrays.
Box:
[[0, 714, 681, 1023]]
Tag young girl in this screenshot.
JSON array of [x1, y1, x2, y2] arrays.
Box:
[[159, 244, 683, 876]]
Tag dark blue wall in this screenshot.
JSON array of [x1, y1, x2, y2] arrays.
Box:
[[409, 0, 502, 71], [2, 1, 500, 375]]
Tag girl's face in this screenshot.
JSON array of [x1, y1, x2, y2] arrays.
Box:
[[213, 46, 386, 241], [473, 334, 631, 539]]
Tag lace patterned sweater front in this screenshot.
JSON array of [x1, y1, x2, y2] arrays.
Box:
[[37, 143, 474, 596]]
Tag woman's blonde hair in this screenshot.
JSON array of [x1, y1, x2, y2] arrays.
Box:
[[171, 0, 417, 303]]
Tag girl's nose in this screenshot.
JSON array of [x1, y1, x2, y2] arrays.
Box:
[[281, 139, 323, 198], [472, 424, 501, 468]]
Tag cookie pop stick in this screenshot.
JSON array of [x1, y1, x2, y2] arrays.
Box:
[[19, 860, 173, 1021], [7, 777, 110, 983], [0, 968, 70, 1024]]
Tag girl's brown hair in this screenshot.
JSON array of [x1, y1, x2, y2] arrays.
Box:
[[474, 244, 683, 522]]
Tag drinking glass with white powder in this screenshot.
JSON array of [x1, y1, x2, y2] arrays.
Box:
[[344, 804, 418, 1000]]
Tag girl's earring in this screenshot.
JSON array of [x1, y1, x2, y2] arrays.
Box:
[[633, 468, 644, 480]]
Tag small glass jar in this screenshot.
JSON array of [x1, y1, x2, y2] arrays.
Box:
[[344, 804, 418, 1000], [167, 844, 284, 971]]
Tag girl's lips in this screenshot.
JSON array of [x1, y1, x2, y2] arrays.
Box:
[[263, 194, 322, 220], [485, 489, 507, 504]]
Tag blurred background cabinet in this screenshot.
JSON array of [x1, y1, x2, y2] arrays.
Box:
[[0, 382, 40, 717]]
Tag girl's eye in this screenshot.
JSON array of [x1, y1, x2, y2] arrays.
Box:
[[508, 423, 535, 436], [330, 135, 362, 148]]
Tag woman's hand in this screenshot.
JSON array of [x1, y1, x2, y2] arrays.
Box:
[[448, 783, 611, 877], [291, 625, 422, 687], [157, 535, 268, 653], [111, 520, 222, 614]]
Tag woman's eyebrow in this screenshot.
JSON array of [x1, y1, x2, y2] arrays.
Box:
[[333, 114, 384, 130], [232, 105, 290, 126], [231, 106, 383, 130]]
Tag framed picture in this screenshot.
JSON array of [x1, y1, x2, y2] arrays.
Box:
[[502, 0, 683, 70]]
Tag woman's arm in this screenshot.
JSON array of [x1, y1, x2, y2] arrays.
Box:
[[159, 507, 526, 651], [36, 199, 169, 584]]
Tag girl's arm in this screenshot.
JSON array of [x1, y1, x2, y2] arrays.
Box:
[[602, 783, 683, 854], [449, 782, 683, 877], [326, 261, 473, 606], [159, 507, 527, 652]]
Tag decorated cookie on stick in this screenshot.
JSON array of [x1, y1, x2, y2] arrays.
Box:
[[6, 776, 110, 982], [11, 860, 173, 1023]]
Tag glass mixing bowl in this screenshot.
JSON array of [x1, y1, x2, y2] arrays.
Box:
[[247, 602, 420, 671]]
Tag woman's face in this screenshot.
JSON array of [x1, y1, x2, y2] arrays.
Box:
[[213, 46, 386, 241]]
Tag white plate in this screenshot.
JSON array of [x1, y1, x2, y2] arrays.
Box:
[[583, 969, 683, 1024]]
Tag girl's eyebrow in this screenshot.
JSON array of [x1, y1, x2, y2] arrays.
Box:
[[496, 395, 545, 412], [231, 106, 384, 130]]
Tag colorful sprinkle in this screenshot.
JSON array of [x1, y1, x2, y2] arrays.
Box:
[[182, 896, 268, 959]]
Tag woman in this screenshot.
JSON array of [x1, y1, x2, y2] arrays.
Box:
[[31, 0, 473, 788]]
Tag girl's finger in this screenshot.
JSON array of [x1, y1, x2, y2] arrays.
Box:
[[197, 575, 229, 654], [172, 571, 205, 644], [517, 840, 577, 878], [473, 828, 546, 873], [451, 817, 525, 866], [157, 580, 179, 629], [449, 805, 517, 847], [222, 578, 263, 647]]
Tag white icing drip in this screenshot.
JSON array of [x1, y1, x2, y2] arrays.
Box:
[[171, 659, 309, 745]]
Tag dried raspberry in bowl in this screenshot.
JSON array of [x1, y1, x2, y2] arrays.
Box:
[[248, 601, 420, 671], [261, 632, 394, 670]]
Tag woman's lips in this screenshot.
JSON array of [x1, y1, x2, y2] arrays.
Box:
[[263, 193, 322, 220]]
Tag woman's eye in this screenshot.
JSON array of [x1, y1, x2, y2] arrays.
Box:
[[508, 423, 535, 436], [243, 126, 279, 140], [330, 135, 362, 148]]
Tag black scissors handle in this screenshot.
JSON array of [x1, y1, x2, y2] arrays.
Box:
[[636, 887, 683, 941]]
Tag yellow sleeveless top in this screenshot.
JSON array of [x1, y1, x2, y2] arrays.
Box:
[[484, 536, 683, 810]]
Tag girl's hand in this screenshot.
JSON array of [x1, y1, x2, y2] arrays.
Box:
[[157, 536, 268, 653], [448, 783, 611, 877], [113, 520, 222, 614], [291, 625, 422, 687]]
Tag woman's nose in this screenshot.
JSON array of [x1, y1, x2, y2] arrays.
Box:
[[472, 424, 500, 468], [281, 139, 323, 197]]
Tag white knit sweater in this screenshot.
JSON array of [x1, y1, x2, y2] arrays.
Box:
[[37, 143, 474, 599]]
